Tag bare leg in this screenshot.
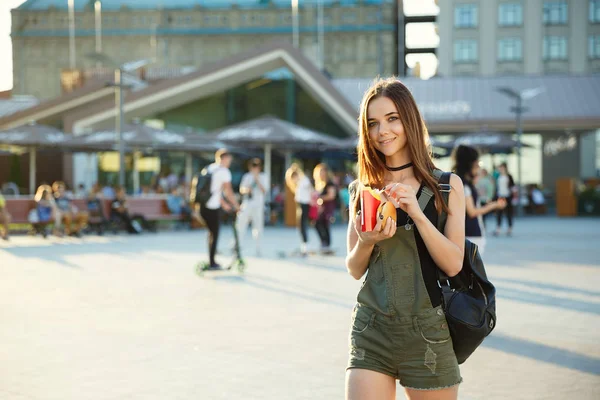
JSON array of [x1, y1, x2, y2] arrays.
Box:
[[404, 384, 459, 400], [345, 369, 396, 400], [75, 211, 89, 233], [62, 212, 73, 235], [0, 210, 10, 239]]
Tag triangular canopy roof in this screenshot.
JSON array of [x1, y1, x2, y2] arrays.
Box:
[[204, 115, 343, 149], [0, 42, 358, 136], [68, 122, 225, 153]]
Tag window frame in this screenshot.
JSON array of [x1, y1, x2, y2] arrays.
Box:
[[498, 3, 523, 27], [591, 0, 600, 23], [589, 35, 600, 59], [543, 1, 568, 25], [454, 4, 479, 28], [498, 37, 523, 62], [454, 39, 478, 63], [543, 36, 568, 60]]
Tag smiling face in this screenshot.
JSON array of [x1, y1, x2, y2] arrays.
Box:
[[366, 96, 408, 158]]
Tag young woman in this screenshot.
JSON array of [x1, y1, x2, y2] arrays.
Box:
[[285, 164, 315, 256], [345, 78, 466, 400], [33, 185, 60, 237], [313, 163, 337, 255], [453, 145, 506, 255], [494, 162, 515, 236]]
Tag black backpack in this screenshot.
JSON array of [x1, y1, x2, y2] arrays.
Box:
[[420, 170, 497, 364], [190, 166, 213, 207]]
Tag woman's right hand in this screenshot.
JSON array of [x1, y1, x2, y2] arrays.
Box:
[[353, 211, 396, 246], [495, 198, 507, 210]]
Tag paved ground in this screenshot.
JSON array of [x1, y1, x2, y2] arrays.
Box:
[[1, 216, 599, 400]]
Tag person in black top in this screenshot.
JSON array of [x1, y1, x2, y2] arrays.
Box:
[[452, 145, 506, 255], [313, 163, 337, 254], [111, 186, 142, 234]]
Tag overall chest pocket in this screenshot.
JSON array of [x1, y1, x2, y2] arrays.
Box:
[[366, 246, 385, 283]]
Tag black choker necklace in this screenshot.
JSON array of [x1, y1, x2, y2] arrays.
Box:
[[385, 162, 413, 171]]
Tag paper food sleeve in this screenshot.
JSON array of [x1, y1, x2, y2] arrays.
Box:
[[360, 187, 381, 232]]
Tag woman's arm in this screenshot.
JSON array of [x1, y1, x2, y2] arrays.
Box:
[[346, 215, 375, 280], [320, 185, 337, 202], [466, 194, 500, 218], [408, 174, 466, 277]]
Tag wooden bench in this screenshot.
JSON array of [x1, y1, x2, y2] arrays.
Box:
[[4, 197, 51, 235], [4, 198, 35, 224], [3, 196, 199, 235], [127, 197, 184, 221]]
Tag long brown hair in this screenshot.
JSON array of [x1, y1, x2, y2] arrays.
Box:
[[355, 77, 449, 214]]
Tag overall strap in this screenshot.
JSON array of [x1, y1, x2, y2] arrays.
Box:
[[434, 170, 452, 233]]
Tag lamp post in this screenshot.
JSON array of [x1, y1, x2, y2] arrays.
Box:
[[316, 0, 324, 70], [292, 0, 299, 48], [94, 0, 102, 67], [85, 53, 151, 188], [68, 0, 76, 69], [496, 86, 544, 216]]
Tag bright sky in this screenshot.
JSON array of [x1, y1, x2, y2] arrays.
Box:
[[0, 0, 27, 92], [0, 0, 439, 92]]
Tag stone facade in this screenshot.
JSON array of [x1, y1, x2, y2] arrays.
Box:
[[11, 3, 396, 99]]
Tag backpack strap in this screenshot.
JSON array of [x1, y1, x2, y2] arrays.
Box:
[[416, 170, 452, 222], [420, 170, 453, 284], [434, 169, 452, 233]]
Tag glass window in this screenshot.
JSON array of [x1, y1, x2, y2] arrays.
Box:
[[498, 37, 523, 61], [454, 4, 478, 28], [499, 3, 523, 26], [543, 1, 568, 25], [367, 11, 379, 24], [543, 36, 568, 60], [342, 11, 357, 24], [591, 0, 600, 22], [177, 16, 192, 25], [589, 35, 600, 58], [278, 13, 291, 24], [454, 39, 478, 62]]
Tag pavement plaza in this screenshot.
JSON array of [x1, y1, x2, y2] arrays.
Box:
[[0, 216, 599, 399]]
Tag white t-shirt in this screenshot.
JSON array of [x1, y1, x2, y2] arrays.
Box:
[[205, 163, 232, 210], [295, 176, 313, 205], [240, 172, 268, 205], [497, 175, 511, 197]]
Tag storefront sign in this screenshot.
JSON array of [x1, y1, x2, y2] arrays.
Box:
[[543, 134, 577, 157], [418, 101, 472, 117]]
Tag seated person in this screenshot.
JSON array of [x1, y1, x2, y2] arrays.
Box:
[[531, 186, 545, 206], [167, 186, 195, 223], [33, 185, 60, 237], [53, 181, 89, 237], [111, 186, 145, 234], [87, 183, 107, 233], [0, 193, 11, 241]]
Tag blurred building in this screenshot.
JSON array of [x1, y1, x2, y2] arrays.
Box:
[[437, 0, 599, 77], [431, 0, 600, 192], [2, 1, 599, 196], [11, 0, 397, 100]]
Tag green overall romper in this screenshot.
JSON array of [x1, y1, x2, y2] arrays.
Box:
[[347, 181, 462, 390]]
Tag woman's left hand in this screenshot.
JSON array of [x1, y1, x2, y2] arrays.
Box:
[[383, 183, 424, 219]]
